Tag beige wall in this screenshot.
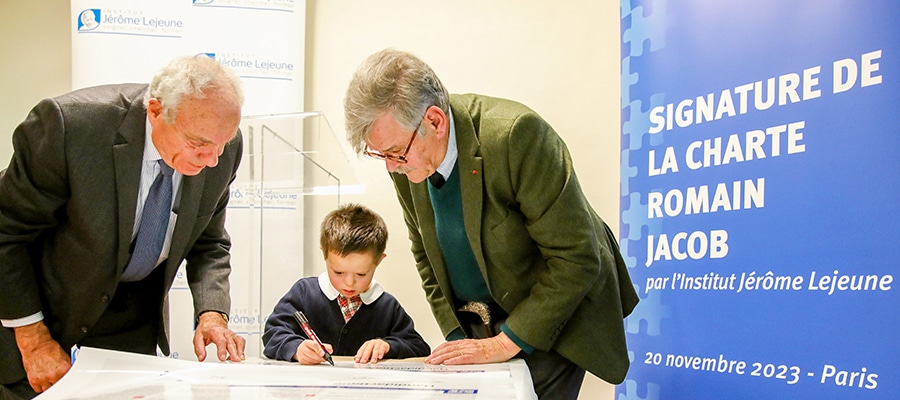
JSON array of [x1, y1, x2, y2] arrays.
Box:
[[304, 2, 621, 399], [0, 2, 622, 398], [0, 2, 71, 163]]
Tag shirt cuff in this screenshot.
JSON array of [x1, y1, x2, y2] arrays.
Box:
[[1, 312, 44, 328], [500, 322, 534, 354], [446, 327, 466, 341]]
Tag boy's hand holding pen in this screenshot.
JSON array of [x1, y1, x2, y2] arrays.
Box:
[[293, 310, 335, 366]]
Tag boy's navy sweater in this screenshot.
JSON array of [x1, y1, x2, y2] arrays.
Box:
[[262, 277, 430, 362]]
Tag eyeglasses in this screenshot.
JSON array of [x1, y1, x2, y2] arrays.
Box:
[[363, 111, 425, 164]]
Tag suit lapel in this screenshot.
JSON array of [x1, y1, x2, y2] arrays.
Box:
[[408, 97, 490, 295], [450, 99, 489, 284], [113, 95, 149, 272], [166, 174, 205, 280], [110, 85, 205, 284]]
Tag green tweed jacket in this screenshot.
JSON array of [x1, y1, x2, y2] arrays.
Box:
[[391, 94, 639, 384]]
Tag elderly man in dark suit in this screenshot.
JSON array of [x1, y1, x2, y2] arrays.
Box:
[[343, 48, 639, 400], [0, 55, 247, 400]]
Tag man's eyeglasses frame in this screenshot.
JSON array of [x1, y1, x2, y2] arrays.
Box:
[[363, 110, 427, 164]]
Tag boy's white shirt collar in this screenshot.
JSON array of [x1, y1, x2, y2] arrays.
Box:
[[317, 272, 383, 304]]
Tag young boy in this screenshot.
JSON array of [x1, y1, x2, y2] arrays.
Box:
[[262, 203, 430, 364]]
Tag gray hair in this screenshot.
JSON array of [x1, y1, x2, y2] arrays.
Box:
[[343, 48, 450, 155], [144, 55, 244, 125]]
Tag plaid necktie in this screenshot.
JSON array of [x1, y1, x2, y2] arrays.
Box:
[[337, 295, 363, 322]]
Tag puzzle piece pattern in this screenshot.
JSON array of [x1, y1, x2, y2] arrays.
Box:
[[619, 150, 638, 203], [618, 351, 661, 400], [620, 0, 668, 328], [618, 380, 661, 400], [620, 193, 663, 267], [619, 0, 670, 397], [625, 284, 670, 336], [622, 1, 669, 57]]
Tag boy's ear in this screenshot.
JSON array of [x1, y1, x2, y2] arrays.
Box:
[[375, 253, 387, 266]]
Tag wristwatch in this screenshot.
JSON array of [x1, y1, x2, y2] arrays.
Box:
[[201, 310, 229, 323]]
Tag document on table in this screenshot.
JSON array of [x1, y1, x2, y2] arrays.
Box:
[[36, 347, 535, 399]]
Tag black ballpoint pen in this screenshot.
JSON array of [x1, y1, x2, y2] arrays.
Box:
[[293, 310, 334, 366]]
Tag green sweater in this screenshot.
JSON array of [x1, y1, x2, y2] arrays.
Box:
[[428, 165, 491, 303], [428, 164, 533, 353]]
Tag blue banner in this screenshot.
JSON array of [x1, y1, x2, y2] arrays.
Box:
[[619, 1, 898, 398]]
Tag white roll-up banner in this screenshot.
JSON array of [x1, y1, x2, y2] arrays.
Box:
[[71, 0, 306, 359]]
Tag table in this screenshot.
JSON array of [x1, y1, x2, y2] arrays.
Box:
[[37, 347, 537, 399]]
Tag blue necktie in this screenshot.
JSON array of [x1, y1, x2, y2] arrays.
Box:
[[122, 159, 174, 282]]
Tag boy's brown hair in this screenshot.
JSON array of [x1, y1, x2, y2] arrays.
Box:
[[320, 203, 388, 259]]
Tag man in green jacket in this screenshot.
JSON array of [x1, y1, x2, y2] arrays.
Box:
[[344, 48, 638, 399]]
